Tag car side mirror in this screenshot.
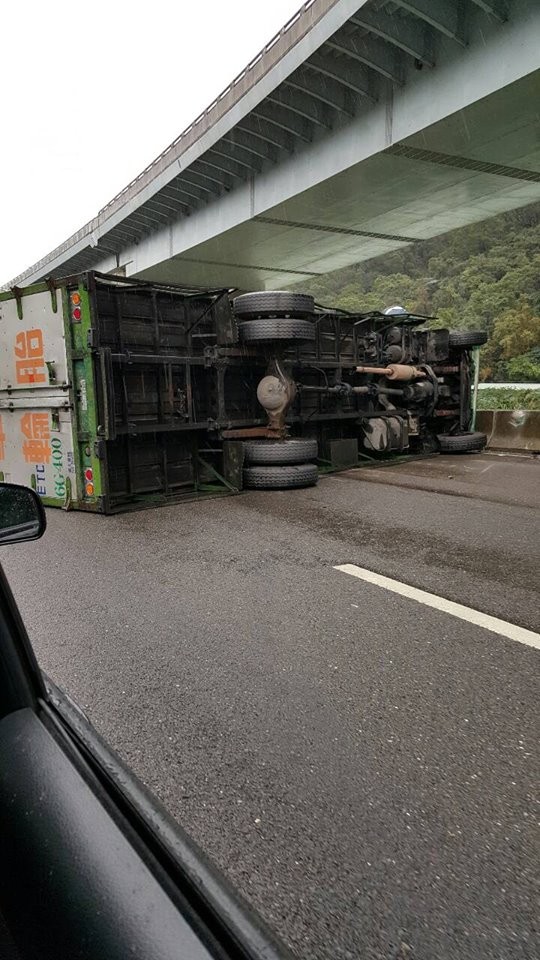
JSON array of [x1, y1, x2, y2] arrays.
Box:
[[0, 483, 46, 544]]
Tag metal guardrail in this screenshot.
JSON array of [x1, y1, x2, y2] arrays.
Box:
[[478, 382, 540, 390]]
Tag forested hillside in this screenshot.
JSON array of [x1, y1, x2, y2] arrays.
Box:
[[291, 202, 540, 382]]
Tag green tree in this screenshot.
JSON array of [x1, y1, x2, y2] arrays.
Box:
[[506, 353, 540, 381], [481, 301, 540, 379], [290, 201, 540, 383], [495, 301, 540, 359]]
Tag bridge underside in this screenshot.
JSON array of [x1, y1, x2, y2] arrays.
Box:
[[137, 71, 540, 291]]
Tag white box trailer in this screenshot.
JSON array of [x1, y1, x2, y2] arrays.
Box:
[[0, 286, 79, 504]]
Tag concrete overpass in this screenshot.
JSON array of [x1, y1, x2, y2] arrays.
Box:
[[6, 0, 540, 291]]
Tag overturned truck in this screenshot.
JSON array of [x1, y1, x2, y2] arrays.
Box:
[[0, 272, 487, 512]]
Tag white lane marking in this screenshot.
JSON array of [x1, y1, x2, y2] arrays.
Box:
[[334, 564, 540, 651]]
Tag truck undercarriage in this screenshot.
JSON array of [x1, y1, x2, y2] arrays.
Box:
[[0, 273, 487, 512]]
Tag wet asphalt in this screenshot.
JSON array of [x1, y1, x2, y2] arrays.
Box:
[[3, 454, 539, 960]]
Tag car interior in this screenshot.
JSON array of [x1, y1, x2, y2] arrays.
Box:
[[0, 483, 290, 960]]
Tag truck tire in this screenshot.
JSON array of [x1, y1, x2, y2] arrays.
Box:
[[448, 330, 488, 348], [243, 463, 318, 489], [243, 438, 318, 465], [233, 291, 314, 319], [438, 431, 487, 453], [239, 318, 316, 342]]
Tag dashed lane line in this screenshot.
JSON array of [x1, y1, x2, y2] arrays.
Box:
[[334, 564, 540, 651]]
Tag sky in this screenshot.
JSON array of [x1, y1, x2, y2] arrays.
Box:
[[0, 0, 303, 284]]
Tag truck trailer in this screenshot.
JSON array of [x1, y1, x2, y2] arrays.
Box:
[[0, 272, 486, 513]]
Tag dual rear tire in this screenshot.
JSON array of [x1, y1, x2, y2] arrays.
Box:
[[234, 294, 319, 487], [233, 291, 316, 344], [233, 291, 314, 319], [242, 438, 319, 489]]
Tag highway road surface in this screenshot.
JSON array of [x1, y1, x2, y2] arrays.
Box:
[[3, 453, 539, 960]]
